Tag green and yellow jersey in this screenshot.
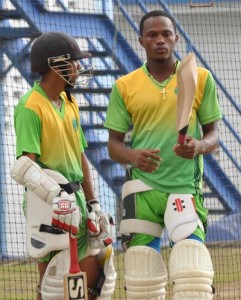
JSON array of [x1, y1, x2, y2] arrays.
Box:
[[14, 81, 86, 183], [104, 63, 222, 194]]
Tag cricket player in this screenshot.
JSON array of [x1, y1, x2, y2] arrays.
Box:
[[11, 32, 116, 300], [104, 10, 222, 300]]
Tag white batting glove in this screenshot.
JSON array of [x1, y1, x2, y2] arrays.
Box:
[[52, 190, 81, 238], [87, 199, 114, 249]]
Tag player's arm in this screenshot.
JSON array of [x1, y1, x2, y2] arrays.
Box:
[[173, 121, 220, 159], [23, 152, 37, 161], [81, 152, 113, 248], [81, 152, 96, 201], [199, 121, 220, 154], [107, 129, 161, 173]]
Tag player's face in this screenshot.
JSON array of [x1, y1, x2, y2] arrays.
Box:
[[68, 60, 80, 86], [139, 16, 178, 62], [58, 59, 93, 88]]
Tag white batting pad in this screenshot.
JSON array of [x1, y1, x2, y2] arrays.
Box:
[[97, 245, 117, 300], [124, 246, 167, 299], [169, 239, 214, 300], [164, 194, 199, 242], [26, 169, 70, 258], [41, 249, 69, 300], [41, 245, 116, 300]]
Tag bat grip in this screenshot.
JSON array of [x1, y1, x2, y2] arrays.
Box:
[[69, 235, 81, 274], [178, 126, 188, 144], [177, 133, 186, 144]]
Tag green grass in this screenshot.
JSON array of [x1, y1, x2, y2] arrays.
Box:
[[1, 244, 241, 299]]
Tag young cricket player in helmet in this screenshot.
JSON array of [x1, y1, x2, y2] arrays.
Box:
[[11, 31, 116, 300]]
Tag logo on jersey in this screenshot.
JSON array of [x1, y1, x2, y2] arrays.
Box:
[[72, 118, 79, 131]]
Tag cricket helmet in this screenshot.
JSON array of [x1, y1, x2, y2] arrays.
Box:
[[30, 32, 91, 73]]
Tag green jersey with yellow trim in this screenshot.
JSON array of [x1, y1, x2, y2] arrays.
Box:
[[14, 81, 87, 183], [104, 63, 222, 194]]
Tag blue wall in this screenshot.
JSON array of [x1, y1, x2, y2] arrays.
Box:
[[122, 0, 234, 3]]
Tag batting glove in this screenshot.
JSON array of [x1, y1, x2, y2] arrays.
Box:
[[52, 190, 81, 238], [87, 199, 114, 249]]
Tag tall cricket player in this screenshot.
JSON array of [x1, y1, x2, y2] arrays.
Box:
[[104, 10, 222, 299]]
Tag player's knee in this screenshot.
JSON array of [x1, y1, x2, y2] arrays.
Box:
[[169, 239, 214, 300], [124, 246, 167, 300]]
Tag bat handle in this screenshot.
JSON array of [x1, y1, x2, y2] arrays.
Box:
[[177, 133, 186, 144], [178, 126, 188, 144], [69, 235, 81, 274]]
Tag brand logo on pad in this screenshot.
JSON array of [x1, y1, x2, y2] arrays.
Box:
[[173, 198, 185, 212], [172, 196, 195, 212]]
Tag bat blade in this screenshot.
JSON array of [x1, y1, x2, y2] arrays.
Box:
[[64, 272, 88, 300], [176, 52, 198, 144], [64, 236, 88, 300]]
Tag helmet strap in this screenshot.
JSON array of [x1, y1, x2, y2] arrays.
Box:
[[65, 89, 73, 102]]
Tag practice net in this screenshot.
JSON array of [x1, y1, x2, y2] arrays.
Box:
[[0, 0, 241, 299]]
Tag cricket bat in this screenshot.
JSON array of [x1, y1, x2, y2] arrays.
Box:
[[176, 52, 198, 144], [64, 235, 88, 300]]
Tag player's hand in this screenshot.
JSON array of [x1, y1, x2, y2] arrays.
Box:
[[173, 136, 200, 159], [129, 149, 161, 173], [52, 190, 81, 238], [87, 199, 114, 249]]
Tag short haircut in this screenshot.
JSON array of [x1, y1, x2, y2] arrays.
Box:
[[139, 10, 176, 36]]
